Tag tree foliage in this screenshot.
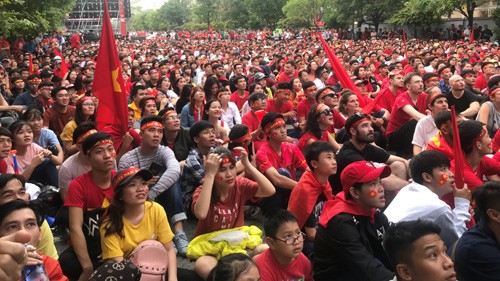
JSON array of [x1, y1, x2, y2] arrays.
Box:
[[0, 0, 74, 36], [129, 0, 191, 30], [389, 0, 447, 36], [244, 0, 287, 29], [443, 0, 490, 27], [333, 0, 404, 31]]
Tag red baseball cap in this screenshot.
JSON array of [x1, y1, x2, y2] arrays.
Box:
[[341, 161, 391, 193]]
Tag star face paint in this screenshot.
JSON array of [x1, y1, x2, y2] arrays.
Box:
[[438, 173, 448, 186], [217, 176, 223, 181], [111, 152, 117, 158], [368, 189, 377, 198]]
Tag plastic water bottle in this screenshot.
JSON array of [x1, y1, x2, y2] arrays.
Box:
[[22, 244, 49, 281]]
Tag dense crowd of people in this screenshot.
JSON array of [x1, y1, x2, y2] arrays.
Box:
[[1, 25, 500, 281]]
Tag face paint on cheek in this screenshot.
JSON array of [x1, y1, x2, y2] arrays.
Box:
[[488, 142, 492, 149], [273, 133, 277, 137], [111, 152, 117, 158], [321, 117, 326, 121], [217, 176, 223, 181], [438, 173, 449, 185], [368, 189, 377, 198]]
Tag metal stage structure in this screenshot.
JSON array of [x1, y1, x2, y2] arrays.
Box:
[[65, 0, 131, 36]]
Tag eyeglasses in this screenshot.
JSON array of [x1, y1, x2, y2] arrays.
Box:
[[272, 232, 305, 245], [320, 109, 334, 116], [82, 103, 95, 107], [0, 138, 12, 145]]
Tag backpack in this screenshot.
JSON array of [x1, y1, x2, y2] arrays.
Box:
[[129, 240, 169, 281]]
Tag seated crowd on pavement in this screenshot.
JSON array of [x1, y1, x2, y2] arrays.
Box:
[[2, 26, 500, 281]]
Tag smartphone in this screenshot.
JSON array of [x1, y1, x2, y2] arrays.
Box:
[[149, 162, 166, 177]]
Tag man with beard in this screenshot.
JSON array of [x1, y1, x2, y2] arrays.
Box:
[[333, 113, 409, 197], [445, 75, 479, 119]]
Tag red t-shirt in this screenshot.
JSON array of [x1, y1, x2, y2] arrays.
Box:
[[230, 91, 249, 111], [43, 253, 68, 281], [297, 131, 329, 151], [64, 171, 117, 210], [43, 106, 76, 137], [474, 75, 488, 91], [451, 156, 500, 191], [70, 34, 81, 49], [256, 141, 308, 181], [266, 99, 293, 115], [277, 70, 299, 83], [255, 248, 313, 281], [375, 75, 390, 89], [0, 158, 7, 174], [192, 177, 258, 236], [241, 111, 266, 151], [386, 91, 428, 136], [296, 99, 316, 120], [376, 87, 401, 113]]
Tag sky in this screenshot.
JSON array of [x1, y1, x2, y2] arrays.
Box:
[[132, 0, 168, 11]]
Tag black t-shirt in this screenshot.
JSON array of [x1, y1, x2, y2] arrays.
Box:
[[445, 89, 478, 115], [331, 141, 390, 194]]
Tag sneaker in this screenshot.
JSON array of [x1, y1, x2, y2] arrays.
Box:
[[173, 231, 189, 257], [246, 205, 261, 219]]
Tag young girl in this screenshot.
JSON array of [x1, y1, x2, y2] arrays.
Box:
[[207, 253, 260, 281], [218, 88, 241, 129], [180, 86, 205, 128], [203, 99, 230, 143], [60, 96, 96, 157], [24, 109, 64, 165], [7, 120, 60, 186], [100, 167, 177, 281], [192, 147, 275, 279], [297, 104, 341, 152]]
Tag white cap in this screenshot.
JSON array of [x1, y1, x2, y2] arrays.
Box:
[[54, 56, 62, 61]]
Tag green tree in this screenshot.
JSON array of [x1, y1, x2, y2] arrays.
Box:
[[244, 0, 286, 29], [159, 0, 192, 28], [389, 0, 447, 36], [221, 0, 250, 29], [0, 0, 74, 36], [443, 0, 490, 27], [193, 0, 221, 29], [282, 0, 327, 27], [333, 0, 404, 31]]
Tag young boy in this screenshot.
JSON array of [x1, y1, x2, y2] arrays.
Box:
[[255, 209, 313, 281], [313, 160, 394, 281], [181, 120, 215, 215], [384, 150, 471, 248], [241, 92, 268, 151], [383, 220, 456, 281], [288, 141, 336, 256]]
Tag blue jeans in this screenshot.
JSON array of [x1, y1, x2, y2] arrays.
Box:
[[155, 180, 187, 224]]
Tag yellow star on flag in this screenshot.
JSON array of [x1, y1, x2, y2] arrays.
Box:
[[111, 68, 122, 93]]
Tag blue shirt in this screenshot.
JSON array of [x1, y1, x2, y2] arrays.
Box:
[[34, 127, 60, 148]]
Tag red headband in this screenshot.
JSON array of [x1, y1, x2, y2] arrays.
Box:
[[489, 87, 500, 98], [230, 132, 251, 144], [140, 121, 163, 131], [112, 167, 140, 188], [264, 118, 286, 134], [77, 129, 97, 144], [222, 156, 232, 165], [88, 139, 114, 154], [350, 117, 370, 130], [316, 104, 329, 114], [472, 128, 488, 148], [276, 89, 293, 96], [427, 91, 443, 106]]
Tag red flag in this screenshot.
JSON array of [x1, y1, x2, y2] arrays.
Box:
[[402, 30, 408, 58], [28, 53, 34, 74], [92, 0, 128, 134], [53, 49, 68, 79], [317, 33, 367, 108], [470, 28, 474, 43], [451, 106, 465, 189]]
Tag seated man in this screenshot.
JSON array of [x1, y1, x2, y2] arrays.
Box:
[[160, 108, 191, 166], [383, 220, 456, 281], [241, 92, 268, 151], [42, 87, 76, 137], [386, 73, 428, 159], [288, 141, 336, 256], [412, 87, 448, 156], [0, 200, 67, 280], [255, 112, 308, 212], [59, 132, 117, 280], [384, 150, 471, 248], [455, 182, 500, 281], [118, 115, 189, 256], [446, 74, 479, 119], [334, 113, 409, 195], [425, 110, 455, 160], [314, 161, 394, 281], [255, 210, 313, 281], [181, 121, 216, 215]]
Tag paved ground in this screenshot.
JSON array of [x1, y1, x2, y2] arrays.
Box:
[[55, 210, 265, 271]]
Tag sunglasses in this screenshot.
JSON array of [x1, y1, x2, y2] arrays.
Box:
[[324, 93, 339, 99], [320, 109, 334, 116]]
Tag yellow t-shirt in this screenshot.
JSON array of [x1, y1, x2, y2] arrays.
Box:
[[60, 120, 77, 142], [129, 102, 141, 122], [38, 220, 58, 260], [100, 202, 174, 260]]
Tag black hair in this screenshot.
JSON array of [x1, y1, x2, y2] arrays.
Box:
[[434, 110, 452, 131], [410, 150, 450, 185], [81, 132, 112, 155], [176, 84, 193, 114], [315, 86, 337, 102], [207, 253, 257, 281], [203, 76, 221, 101], [23, 108, 43, 122], [263, 209, 298, 238], [383, 220, 442, 273], [247, 92, 267, 106], [0, 127, 13, 139], [139, 96, 158, 116], [130, 84, 146, 98], [9, 120, 31, 147], [303, 104, 327, 139], [458, 120, 484, 154], [302, 81, 316, 91], [234, 75, 246, 85], [260, 112, 284, 133], [50, 86, 66, 99], [0, 174, 26, 192], [0, 199, 44, 229], [140, 114, 163, 128], [474, 182, 500, 223], [488, 77, 500, 90], [345, 182, 363, 200], [304, 141, 335, 171], [248, 83, 262, 95], [189, 120, 214, 146], [228, 124, 249, 150], [72, 121, 97, 144], [202, 99, 221, 121]]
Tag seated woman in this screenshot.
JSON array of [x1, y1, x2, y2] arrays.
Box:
[[297, 104, 341, 152], [100, 167, 177, 280], [180, 86, 205, 128], [60, 96, 96, 158], [24, 109, 64, 165], [203, 99, 230, 144], [477, 86, 500, 138], [192, 147, 275, 279], [0, 199, 67, 280], [6, 120, 60, 186]]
